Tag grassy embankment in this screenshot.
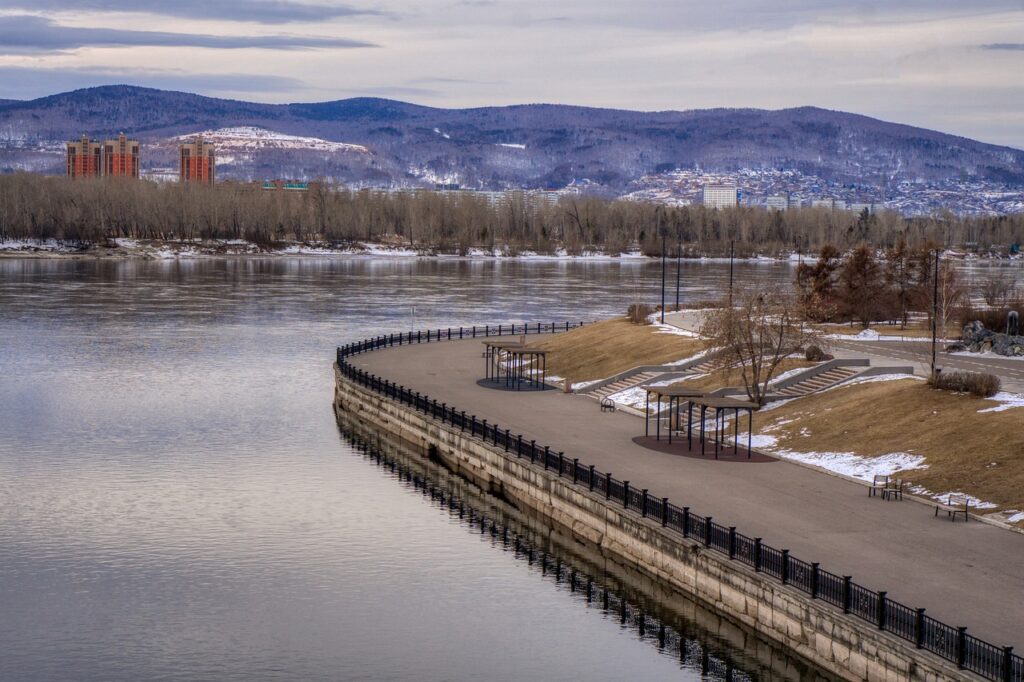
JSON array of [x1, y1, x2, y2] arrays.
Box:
[[752, 379, 1024, 522], [534, 317, 705, 383]]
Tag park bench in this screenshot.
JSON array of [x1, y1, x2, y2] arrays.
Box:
[[600, 397, 616, 413], [883, 478, 905, 501], [868, 474, 887, 497], [934, 493, 971, 522]]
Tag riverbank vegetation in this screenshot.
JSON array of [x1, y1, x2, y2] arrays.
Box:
[[2, 173, 1023, 256]]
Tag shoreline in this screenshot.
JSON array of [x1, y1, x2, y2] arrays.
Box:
[[3, 238, 1022, 262]]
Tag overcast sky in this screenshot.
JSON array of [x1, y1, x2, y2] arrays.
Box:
[[1, 0, 1023, 148]]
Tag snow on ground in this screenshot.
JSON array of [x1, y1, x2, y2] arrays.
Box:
[[495, 143, 526, 150], [651, 321, 700, 337], [1008, 511, 1024, 523], [908, 487, 998, 510], [606, 386, 650, 411], [951, 349, 1024, 363], [571, 378, 604, 390], [664, 349, 711, 366], [978, 391, 1024, 413], [767, 365, 815, 386], [0, 239, 84, 252], [173, 126, 369, 154], [741, 438, 930, 482]]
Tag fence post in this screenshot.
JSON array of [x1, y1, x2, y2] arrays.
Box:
[[482, 419, 487, 438], [641, 489, 648, 517], [460, 410, 466, 431], [781, 550, 790, 584], [754, 538, 762, 572], [517, 434, 523, 456], [558, 451, 564, 476], [842, 577, 852, 614], [683, 507, 690, 537], [1002, 647, 1013, 682], [661, 498, 669, 527], [622, 481, 630, 508], [915, 609, 926, 649], [544, 446, 550, 470], [572, 458, 579, 484], [877, 592, 887, 630], [589, 465, 596, 491], [956, 627, 967, 670], [505, 429, 511, 452], [460, 327, 463, 339], [811, 563, 819, 598], [471, 415, 477, 436], [530, 440, 536, 464], [728, 527, 736, 559], [605, 472, 612, 499], [704, 517, 712, 547]]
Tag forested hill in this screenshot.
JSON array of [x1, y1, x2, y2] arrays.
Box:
[[2, 84, 1023, 189]]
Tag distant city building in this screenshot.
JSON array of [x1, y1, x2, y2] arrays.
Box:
[[141, 168, 179, 184], [832, 200, 847, 211], [766, 194, 789, 211], [102, 133, 140, 178], [701, 184, 738, 209], [179, 137, 215, 184], [66, 135, 102, 179], [848, 202, 874, 214], [262, 180, 310, 191], [811, 199, 834, 209]]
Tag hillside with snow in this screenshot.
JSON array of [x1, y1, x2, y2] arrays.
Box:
[[172, 127, 370, 155]]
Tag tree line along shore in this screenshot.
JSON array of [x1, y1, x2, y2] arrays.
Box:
[[1, 173, 1022, 257]]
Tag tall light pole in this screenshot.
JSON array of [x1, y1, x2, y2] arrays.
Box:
[[660, 230, 667, 323], [931, 249, 939, 379], [728, 239, 735, 306], [675, 236, 682, 311]]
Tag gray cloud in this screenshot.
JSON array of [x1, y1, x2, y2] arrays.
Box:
[[0, 0, 383, 24], [981, 43, 1024, 50], [0, 15, 376, 52], [0, 66, 305, 99]]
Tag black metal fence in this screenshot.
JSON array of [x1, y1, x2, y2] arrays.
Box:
[[336, 322, 1020, 682]]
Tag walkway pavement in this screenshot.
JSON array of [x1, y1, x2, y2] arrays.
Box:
[[353, 339, 1024, 647]]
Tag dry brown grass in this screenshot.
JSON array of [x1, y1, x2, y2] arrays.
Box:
[[813, 320, 959, 339], [535, 317, 705, 383], [753, 379, 1024, 516], [679, 358, 815, 392]]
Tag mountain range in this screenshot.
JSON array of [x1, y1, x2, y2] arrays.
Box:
[[1, 85, 1023, 194]]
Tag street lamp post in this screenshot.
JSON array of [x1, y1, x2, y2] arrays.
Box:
[[728, 239, 735, 306], [931, 249, 939, 379], [675, 237, 682, 311], [660, 231, 667, 323]]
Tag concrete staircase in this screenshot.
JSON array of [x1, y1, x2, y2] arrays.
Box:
[[773, 365, 861, 398]]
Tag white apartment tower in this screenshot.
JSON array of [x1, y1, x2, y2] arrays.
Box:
[[701, 184, 738, 209]]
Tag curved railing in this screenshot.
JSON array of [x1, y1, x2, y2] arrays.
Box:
[[336, 322, 1021, 682]]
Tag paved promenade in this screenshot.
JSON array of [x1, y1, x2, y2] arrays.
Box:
[[353, 339, 1024, 646]]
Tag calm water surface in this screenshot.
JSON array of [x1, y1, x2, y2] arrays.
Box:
[[0, 258, 804, 681]]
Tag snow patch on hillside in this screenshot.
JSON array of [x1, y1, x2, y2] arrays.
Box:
[[174, 127, 369, 154]]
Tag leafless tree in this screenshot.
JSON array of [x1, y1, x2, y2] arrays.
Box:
[[701, 287, 821, 406]]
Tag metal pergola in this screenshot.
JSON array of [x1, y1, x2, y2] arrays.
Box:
[[482, 340, 549, 390], [644, 387, 757, 459]]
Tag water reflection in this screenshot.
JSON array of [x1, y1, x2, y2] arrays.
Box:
[[339, 418, 834, 682]]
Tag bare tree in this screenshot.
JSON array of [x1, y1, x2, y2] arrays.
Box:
[[980, 270, 1017, 307], [701, 287, 821, 406]]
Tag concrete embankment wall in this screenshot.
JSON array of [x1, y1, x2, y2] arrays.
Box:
[[335, 366, 974, 682]]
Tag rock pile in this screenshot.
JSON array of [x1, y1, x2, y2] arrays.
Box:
[[947, 320, 1024, 356]]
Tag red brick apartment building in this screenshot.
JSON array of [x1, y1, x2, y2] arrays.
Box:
[[66, 136, 102, 178], [102, 133, 140, 178], [179, 137, 215, 184]]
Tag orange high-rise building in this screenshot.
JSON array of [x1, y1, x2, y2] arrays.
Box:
[[179, 137, 215, 184], [66, 135, 102, 178], [102, 133, 140, 178]]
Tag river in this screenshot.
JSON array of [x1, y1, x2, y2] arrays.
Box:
[[1, 257, 832, 681]]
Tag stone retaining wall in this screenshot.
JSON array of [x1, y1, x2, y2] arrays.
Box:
[[335, 365, 978, 682]]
